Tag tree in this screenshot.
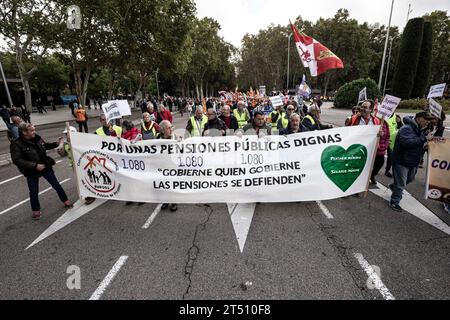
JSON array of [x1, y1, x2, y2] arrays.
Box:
[[392, 18, 424, 99], [0, 0, 62, 111], [411, 22, 433, 98], [423, 11, 450, 85]]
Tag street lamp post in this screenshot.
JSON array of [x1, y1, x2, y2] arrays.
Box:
[[0, 60, 13, 107], [383, 38, 394, 95], [378, 0, 395, 90], [287, 33, 293, 91]]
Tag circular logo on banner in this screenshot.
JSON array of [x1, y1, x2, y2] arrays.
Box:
[[77, 150, 121, 198], [427, 189, 442, 200]]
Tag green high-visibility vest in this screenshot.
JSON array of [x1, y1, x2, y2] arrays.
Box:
[[233, 109, 248, 128], [190, 115, 208, 136], [278, 113, 289, 129], [386, 114, 398, 150], [95, 125, 122, 137]]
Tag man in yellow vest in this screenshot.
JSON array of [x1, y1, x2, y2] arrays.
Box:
[[269, 104, 285, 129], [95, 115, 122, 137], [385, 113, 402, 178], [233, 101, 250, 129], [302, 105, 333, 131], [185, 106, 208, 137], [277, 104, 296, 130]]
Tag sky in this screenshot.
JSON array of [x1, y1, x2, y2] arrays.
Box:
[[195, 0, 450, 48]]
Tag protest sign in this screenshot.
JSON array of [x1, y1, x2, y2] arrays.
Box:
[[427, 83, 446, 99], [377, 94, 401, 119], [101, 100, 131, 123], [269, 96, 284, 108], [259, 85, 266, 96], [358, 87, 367, 103], [428, 98, 442, 118], [71, 126, 379, 203], [426, 139, 450, 203]]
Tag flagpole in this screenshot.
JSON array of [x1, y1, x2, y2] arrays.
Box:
[[378, 0, 394, 90]]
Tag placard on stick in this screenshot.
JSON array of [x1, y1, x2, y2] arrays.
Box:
[[377, 94, 401, 119]]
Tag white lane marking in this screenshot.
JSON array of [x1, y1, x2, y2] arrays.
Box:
[[354, 252, 395, 300], [370, 182, 450, 235], [0, 160, 63, 186], [316, 201, 334, 219], [142, 204, 162, 229], [89, 256, 128, 300], [0, 178, 71, 216], [227, 203, 256, 253], [26, 198, 108, 250]]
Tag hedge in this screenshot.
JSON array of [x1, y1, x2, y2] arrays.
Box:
[[397, 98, 450, 111], [333, 78, 381, 109]]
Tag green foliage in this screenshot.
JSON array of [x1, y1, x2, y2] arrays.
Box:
[[334, 78, 381, 108], [398, 98, 450, 111], [411, 22, 433, 98], [392, 18, 424, 99]]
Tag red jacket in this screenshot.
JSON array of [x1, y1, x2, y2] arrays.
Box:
[[122, 127, 141, 141], [155, 109, 173, 123], [377, 121, 390, 156]]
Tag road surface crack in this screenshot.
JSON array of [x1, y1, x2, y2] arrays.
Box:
[[182, 204, 213, 299]]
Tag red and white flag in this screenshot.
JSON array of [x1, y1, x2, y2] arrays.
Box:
[[289, 20, 344, 77]]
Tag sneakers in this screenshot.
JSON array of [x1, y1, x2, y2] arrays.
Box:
[[169, 204, 178, 212], [161, 203, 169, 210], [63, 200, 74, 209], [389, 203, 403, 212], [32, 211, 41, 220], [385, 171, 393, 178]]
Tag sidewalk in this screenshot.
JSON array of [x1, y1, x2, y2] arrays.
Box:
[[0, 105, 105, 132]]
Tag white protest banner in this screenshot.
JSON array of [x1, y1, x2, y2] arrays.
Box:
[[259, 85, 266, 96], [269, 96, 284, 108], [101, 100, 132, 123], [358, 87, 367, 103], [71, 126, 379, 203], [428, 98, 442, 118], [426, 139, 450, 203], [427, 83, 446, 99], [377, 94, 401, 119]]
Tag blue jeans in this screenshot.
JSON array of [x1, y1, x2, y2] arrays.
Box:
[[26, 169, 68, 211], [390, 164, 417, 206]]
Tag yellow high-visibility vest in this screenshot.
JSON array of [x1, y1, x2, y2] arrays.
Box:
[[233, 109, 248, 129], [95, 125, 122, 137], [190, 115, 208, 136]]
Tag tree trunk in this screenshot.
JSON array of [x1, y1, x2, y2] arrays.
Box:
[[195, 83, 200, 100], [81, 65, 91, 106], [22, 78, 32, 113], [323, 73, 331, 97], [16, 52, 36, 113]]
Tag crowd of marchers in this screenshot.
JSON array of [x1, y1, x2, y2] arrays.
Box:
[[7, 93, 449, 220]]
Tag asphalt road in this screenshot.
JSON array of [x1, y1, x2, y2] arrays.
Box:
[[0, 107, 449, 301]]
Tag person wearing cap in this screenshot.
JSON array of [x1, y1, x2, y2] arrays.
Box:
[[389, 111, 435, 212], [58, 126, 96, 205], [302, 105, 333, 131], [10, 123, 74, 220]]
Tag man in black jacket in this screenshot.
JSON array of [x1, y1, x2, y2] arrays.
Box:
[[203, 109, 227, 136], [389, 111, 434, 212], [218, 105, 238, 132], [10, 123, 73, 220]]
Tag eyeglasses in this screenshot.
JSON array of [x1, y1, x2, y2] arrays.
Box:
[[287, 108, 295, 111]]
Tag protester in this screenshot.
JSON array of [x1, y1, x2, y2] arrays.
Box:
[[302, 105, 333, 131], [95, 115, 122, 137], [140, 112, 160, 140], [385, 113, 403, 177], [74, 105, 89, 133], [233, 101, 250, 129], [269, 104, 285, 129], [203, 109, 227, 136], [370, 117, 390, 185], [186, 106, 208, 137], [8, 115, 24, 141], [155, 104, 173, 124], [347, 100, 380, 126], [279, 113, 308, 135], [10, 123, 73, 220], [158, 120, 178, 212], [242, 110, 271, 137], [20, 104, 31, 123], [121, 119, 142, 142], [0, 104, 11, 128], [57, 126, 95, 205], [389, 111, 434, 212], [277, 104, 295, 130], [218, 105, 238, 132], [344, 106, 360, 126], [36, 98, 47, 114]]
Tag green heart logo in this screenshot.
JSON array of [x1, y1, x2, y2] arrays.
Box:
[[321, 144, 368, 192]]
